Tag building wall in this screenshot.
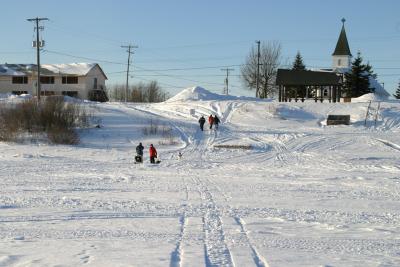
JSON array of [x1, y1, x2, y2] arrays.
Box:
[[82, 65, 107, 98], [0, 76, 33, 94], [0, 65, 106, 99], [332, 55, 351, 69]]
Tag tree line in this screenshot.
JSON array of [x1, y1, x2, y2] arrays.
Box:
[[107, 80, 170, 102]]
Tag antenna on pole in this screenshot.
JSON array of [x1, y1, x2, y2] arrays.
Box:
[[121, 44, 138, 102], [27, 17, 49, 101], [221, 68, 234, 95]]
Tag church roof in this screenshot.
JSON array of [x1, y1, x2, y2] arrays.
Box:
[[276, 69, 341, 86], [332, 21, 352, 56]]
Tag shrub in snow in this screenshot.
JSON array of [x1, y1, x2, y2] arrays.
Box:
[[47, 127, 79, 145], [0, 97, 91, 144]]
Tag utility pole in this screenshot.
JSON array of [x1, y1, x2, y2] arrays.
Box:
[[255, 40, 261, 98], [121, 44, 138, 102], [221, 68, 234, 95], [27, 17, 48, 101]]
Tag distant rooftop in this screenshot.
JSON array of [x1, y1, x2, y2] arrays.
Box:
[[0, 63, 105, 77]]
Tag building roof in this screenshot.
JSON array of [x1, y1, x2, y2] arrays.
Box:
[[0, 63, 107, 79], [332, 22, 352, 56], [276, 69, 341, 86]]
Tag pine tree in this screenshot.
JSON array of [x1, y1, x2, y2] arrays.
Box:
[[344, 51, 371, 97], [291, 51, 306, 100], [292, 51, 306, 70], [393, 80, 400, 99]]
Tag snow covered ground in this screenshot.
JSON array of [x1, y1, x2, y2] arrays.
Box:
[[1, 87, 400, 267]]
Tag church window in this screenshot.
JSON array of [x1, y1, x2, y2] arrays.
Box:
[[338, 59, 341, 66]]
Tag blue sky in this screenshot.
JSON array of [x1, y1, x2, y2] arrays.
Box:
[[2, 0, 400, 97]]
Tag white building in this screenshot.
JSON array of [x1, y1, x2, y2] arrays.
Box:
[[330, 19, 390, 99], [0, 63, 107, 99]]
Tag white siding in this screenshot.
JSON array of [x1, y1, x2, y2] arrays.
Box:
[[332, 55, 351, 69], [0, 64, 107, 99]]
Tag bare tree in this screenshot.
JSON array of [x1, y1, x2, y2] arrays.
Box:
[[146, 81, 162, 102], [108, 81, 169, 102], [241, 41, 282, 98]]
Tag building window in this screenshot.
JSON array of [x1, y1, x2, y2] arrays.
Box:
[[12, 76, 28, 84], [62, 91, 78, 97], [93, 78, 98, 89], [62, 76, 78, 84], [40, 76, 55, 84], [41, 91, 55, 96], [338, 59, 341, 66], [12, 91, 28, 95]]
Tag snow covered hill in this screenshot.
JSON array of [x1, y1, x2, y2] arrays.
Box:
[[1, 88, 400, 266]]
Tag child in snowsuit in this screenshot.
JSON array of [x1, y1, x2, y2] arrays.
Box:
[[149, 144, 157, 164], [214, 115, 220, 130], [208, 115, 214, 130], [198, 116, 206, 131]]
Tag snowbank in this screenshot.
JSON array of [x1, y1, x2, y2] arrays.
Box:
[[0, 93, 32, 101], [352, 93, 386, 103], [166, 86, 265, 102]]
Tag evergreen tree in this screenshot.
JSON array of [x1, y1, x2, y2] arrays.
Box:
[[292, 51, 306, 70], [365, 62, 377, 79], [291, 51, 306, 99], [344, 51, 371, 97], [393, 80, 400, 99]]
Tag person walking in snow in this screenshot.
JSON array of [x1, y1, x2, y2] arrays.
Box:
[[149, 144, 158, 164], [135, 142, 144, 162], [198, 115, 206, 131], [214, 115, 220, 130], [208, 114, 214, 130]]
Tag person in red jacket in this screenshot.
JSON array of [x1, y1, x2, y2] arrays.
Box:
[[149, 144, 157, 164], [208, 114, 214, 130]]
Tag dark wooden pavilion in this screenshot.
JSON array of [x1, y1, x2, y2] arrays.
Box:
[[276, 69, 342, 102]]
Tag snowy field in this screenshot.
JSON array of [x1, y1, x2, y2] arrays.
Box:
[[1, 87, 400, 267]]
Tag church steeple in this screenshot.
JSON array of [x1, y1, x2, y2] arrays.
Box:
[[332, 18, 352, 56], [332, 18, 352, 69]]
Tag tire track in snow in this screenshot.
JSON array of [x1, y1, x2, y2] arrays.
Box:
[[169, 177, 190, 267], [233, 217, 270, 267], [192, 176, 235, 267], [206, 175, 270, 267], [375, 138, 400, 152]]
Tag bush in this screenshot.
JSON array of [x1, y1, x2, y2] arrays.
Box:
[[88, 90, 109, 102], [0, 108, 19, 141], [47, 127, 80, 145], [0, 97, 91, 144]]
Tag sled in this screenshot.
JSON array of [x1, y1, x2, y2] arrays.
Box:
[[134, 155, 143, 164]]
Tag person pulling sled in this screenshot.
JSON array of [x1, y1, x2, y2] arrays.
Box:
[[135, 142, 144, 163], [149, 144, 159, 164]]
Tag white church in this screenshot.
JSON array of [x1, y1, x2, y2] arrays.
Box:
[[328, 18, 389, 99], [276, 19, 390, 102]]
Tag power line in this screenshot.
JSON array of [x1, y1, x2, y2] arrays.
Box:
[[43, 49, 127, 65], [134, 64, 243, 72]]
